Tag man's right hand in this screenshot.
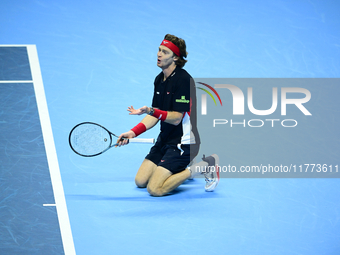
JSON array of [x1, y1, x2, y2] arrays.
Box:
[[115, 130, 136, 147]]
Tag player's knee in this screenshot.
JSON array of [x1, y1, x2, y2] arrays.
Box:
[[147, 185, 166, 197], [135, 176, 147, 188]]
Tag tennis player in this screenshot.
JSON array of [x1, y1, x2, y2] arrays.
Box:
[[117, 34, 219, 196]]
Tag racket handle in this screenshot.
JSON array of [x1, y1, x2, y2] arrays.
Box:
[[129, 138, 155, 144]]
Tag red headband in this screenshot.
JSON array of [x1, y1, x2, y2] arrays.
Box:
[[160, 39, 181, 57]]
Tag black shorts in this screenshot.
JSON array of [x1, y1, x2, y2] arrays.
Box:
[[145, 142, 200, 174]]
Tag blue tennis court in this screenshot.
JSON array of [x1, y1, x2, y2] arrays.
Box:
[[1, 1, 340, 255]]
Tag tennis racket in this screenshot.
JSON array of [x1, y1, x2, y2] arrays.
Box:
[[69, 122, 154, 157]]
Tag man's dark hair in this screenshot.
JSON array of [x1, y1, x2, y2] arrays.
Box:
[[164, 34, 188, 68]]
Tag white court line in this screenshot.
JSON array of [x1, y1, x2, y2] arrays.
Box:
[[43, 204, 57, 207], [0, 81, 33, 83], [0, 45, 34, 47], [26, 45, 76, 255]]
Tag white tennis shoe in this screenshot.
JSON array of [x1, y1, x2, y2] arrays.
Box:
[[202, 154, 220, 192]]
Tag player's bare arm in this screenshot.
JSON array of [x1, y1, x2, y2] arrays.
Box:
[[128, 105, 183, 126], [116, 114, 158, 146]]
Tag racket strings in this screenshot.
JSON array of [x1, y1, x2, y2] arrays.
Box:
[[70, 124, 111, 156]]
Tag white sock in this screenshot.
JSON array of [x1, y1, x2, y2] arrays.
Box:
[[188, 161, 208, 178]]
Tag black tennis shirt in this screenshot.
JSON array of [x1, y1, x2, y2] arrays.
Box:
[[152, 66, 200, 146]]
